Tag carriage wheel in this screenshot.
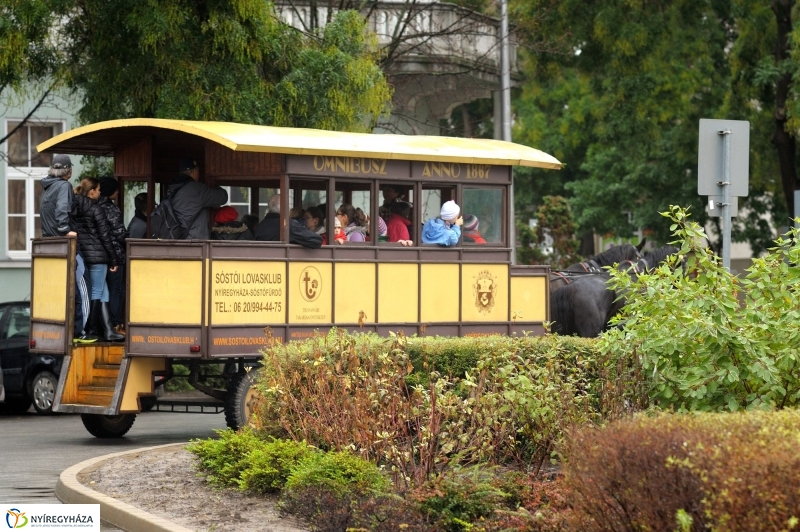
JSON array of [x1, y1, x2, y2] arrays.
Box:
[[80, 413, 136, 438], [224, 369, 261, 431]]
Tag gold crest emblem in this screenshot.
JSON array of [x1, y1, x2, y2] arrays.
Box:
[[473, 269, 497, 314]]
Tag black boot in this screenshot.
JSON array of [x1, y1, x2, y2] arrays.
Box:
[[74, 301, 100, 344], [100, 301, 125, 342], [87, 300, 102, 337]]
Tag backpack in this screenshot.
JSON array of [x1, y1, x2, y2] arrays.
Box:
[[149, 182, 189, 240]]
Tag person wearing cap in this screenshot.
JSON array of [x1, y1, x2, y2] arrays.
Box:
[[41, 154, 77, 238], [166, 157, 228, 239], [97, 177, 128, 331], [40, 155, 95, 342], [421, 200, 462, 246], [127, 192, 148, 239], [211, 206, 254, 241], [462, 214, 486, 244]]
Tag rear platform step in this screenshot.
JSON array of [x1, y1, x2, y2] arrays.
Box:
[[151, 395, 225, 414]]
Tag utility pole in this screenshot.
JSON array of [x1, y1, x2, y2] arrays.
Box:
[[499, 0, 515, 263]]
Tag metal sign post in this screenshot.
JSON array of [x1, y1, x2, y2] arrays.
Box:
[[698, 119, 750, 270], [720, 129, 732, 269]]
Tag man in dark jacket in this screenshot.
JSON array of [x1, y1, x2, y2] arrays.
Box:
[[41, 154, 76, 238], [39, 154, 94, 342], [127, 193, 148, 239], [167, 158, 228, 240], [254, 195, 322, 248]]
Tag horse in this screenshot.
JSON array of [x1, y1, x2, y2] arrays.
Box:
[[549, 242, 645, 293], [548, 245, 678, 337]]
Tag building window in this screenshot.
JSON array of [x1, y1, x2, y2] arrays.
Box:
[[5, 120, 63, 257]]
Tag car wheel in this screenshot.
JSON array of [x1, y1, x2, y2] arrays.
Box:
[[224, 369, 261, 431], [80, 413, 136, 438], [31, 371, 58, 415]]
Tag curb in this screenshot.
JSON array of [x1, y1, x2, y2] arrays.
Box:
[[56, 443, 195, 532]]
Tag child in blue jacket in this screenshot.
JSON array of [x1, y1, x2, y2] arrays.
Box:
[[421, 200, 463, 246]]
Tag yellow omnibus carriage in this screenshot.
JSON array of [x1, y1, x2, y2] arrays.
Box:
[[30, 119, 561, 437]]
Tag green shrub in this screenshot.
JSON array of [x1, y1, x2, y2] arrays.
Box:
[[238, 439, 318, 494], [284, 450, 391, 497], [187, 428, 267, 488], [602, 206, 800, 412], [563, 410, 800, 531], [410, 467, 509, 532], [257, 328, 630, 487]]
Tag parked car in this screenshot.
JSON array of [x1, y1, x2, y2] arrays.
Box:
[[0, 301, 62, 415], [0, 356, 5, 403]]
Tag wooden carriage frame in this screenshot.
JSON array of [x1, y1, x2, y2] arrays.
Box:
[[29, 119, 561, 437]]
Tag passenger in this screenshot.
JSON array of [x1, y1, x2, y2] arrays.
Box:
[[127, 192, 148, 239], [289, 207, 305, 219], [240, 213, 259, 235], [377, 216, 388, 242], [381, 185, 405, 209], [336, 204, 368, 242], [211, 206, 254, 240], [462, 214, 486, 244], [167, 157, 228, 240], [40, 154, 94, 343], [97, 178, 127, 333], [72, 178, 124, 342], [304, 206, 327, 244], [333, 217, 346, 244], [386, 201, 413, 246], [254, 195, 322, 248], [421, 200, 462, 246]]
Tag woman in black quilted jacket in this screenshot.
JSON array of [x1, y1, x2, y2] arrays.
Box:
[[72, 178, 124, 342]]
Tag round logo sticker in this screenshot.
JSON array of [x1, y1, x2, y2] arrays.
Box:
[[299, 266, 321, 302]]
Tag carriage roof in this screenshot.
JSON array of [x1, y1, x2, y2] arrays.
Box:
[[36, 118, 562, 170]]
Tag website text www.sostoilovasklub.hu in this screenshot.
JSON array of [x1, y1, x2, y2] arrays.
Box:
[[212, 336, 267, 346]]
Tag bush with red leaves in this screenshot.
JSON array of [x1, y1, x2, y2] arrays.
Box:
[[562, 411, 800, 532]]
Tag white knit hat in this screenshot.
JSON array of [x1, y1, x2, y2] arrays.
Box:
[[440, 200, 460, 221]]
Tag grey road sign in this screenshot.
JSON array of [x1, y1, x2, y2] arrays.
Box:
[[698, 119, 750, 197]]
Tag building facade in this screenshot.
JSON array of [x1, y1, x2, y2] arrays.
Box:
[[1, 89, 84, 302]]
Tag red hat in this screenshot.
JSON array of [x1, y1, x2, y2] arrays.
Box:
[[214, 206, 238, 224]]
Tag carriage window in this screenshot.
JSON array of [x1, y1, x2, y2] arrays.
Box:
[[335, 181, 371, 243], [122, 180, 147, 227], [379, 183, 415, 244], [222, 186, 256, 219], [289, 179, 328, 238], [289, 179, 327, 211], [420, 186, 455, 224], [462, 187, 503, 245]]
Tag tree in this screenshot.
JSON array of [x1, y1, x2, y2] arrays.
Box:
[[0, 0, 66, 155], [511, 1, 788, 254], [60, 1, 390, 131]]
